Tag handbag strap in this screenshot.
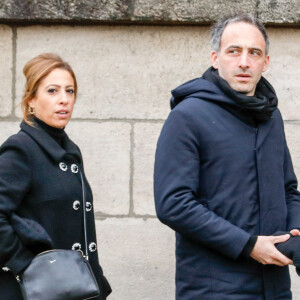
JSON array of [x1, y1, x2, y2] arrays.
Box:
[[80, 171, 89, 260]]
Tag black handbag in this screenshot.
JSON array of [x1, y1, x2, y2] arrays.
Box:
[[16, 172, 100, 300]]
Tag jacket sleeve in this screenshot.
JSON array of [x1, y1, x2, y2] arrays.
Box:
[[0, 136, 35, 275], [154, 109, 250, 260], [283, 139, 300, 230]]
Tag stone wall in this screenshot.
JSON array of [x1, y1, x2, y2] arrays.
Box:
[[0, 1, 300, 299], [0, 0, 300, 25]]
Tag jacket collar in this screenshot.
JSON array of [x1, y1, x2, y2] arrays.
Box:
[[20, 121, 82, 163]]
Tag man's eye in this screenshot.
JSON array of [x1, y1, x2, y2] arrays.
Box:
[[48, 88, 56, 93], [229, 49, 238, 54], [250, 50, 262, 56], [67, 89, 74, 94]]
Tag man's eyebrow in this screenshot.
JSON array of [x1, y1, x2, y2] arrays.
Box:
[[225, 45, 263, 52], [249, 47, 263, 52]]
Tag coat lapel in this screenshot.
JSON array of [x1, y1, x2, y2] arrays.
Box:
[[20, 121, 82, 163]]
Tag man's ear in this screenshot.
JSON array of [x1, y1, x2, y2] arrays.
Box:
[[262, 54, 270, 73], [211, 51, 219, 69]]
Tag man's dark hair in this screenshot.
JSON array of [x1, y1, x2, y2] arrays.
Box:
[[211, 13, 270, 54]]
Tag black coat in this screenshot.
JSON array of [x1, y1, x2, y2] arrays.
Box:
[[154, 78, 300, 299], [0, 121, 111, 299]]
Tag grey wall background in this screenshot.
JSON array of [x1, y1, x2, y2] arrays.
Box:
[[0, 1, 300, 299]]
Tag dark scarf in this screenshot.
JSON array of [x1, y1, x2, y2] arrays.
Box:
[[33, 117, 65, 147], [202, 67, 278, 124]]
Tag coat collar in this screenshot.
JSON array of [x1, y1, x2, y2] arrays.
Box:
[[20, 121, 82, 163]]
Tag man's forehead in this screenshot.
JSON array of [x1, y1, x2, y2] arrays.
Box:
[[220, 22, 267, 51], [222, 21, 262, 36]]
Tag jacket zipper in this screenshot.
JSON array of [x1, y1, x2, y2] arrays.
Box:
[[254, 127, 261, 233]]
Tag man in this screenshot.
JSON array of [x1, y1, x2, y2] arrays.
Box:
[[154, 14, 300, 299]]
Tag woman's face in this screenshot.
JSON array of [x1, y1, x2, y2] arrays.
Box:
[[29, 68, 76, 129]]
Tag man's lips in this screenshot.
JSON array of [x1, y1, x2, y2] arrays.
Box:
[[235, 73, 251, 82]]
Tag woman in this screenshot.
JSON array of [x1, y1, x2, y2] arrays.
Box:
[[0, 53, 111, 299]]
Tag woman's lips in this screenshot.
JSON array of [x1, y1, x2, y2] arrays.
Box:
[[56, 110, 69, 118]]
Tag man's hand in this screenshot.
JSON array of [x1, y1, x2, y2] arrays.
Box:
[[250, 234, 293, 266]]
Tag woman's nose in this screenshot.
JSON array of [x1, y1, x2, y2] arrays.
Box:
[[59, 91, 69, 104]]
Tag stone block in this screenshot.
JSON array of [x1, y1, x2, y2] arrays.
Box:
[[258, 0, 300, 24], [0, 0, 131, 21], [95, 218, 175, 300], [8, 0, 300, 25], [66, 121, 131, 215], [1, 0, 300, 25], [0, 25, 12, 117], [133, 122, 163, 215], [15, 25, 211, 120], [290, 266, 300, 299], [264, 28, 300, 121], [0, 121, 20, 145], [284, 124, 300, 180], [133, 0, 257, 23]]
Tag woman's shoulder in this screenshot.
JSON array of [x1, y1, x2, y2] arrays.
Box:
[[0, 129, 34, 153]]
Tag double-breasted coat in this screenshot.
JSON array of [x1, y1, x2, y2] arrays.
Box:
[[0, 121, 111, 299], [154, 78, 300, 299]]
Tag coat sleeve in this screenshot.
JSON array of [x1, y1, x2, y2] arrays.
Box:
[[0, 136, 35, 275], [283, 139, 300, 230], [154, 109, 250, 260]]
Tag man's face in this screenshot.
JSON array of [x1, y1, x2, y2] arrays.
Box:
[[211, 22, 270, 96]]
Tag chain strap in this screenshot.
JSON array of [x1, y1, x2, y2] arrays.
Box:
[[80, 171, 89, 260]]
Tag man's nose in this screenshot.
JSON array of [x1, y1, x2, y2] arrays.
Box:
[[239, 52, 250, 69]]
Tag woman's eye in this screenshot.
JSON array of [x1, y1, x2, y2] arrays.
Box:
[[48, 88, 56, 93], [67, 89, 75, 94]]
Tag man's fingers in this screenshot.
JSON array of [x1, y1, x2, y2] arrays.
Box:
[[270, 249, 292, 266], [290, 229, 300, 236], [276, 254, 292, 265], [271, 234, 290, 244], [269, 235, 293, 266], [274, 255, 292, 266]]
